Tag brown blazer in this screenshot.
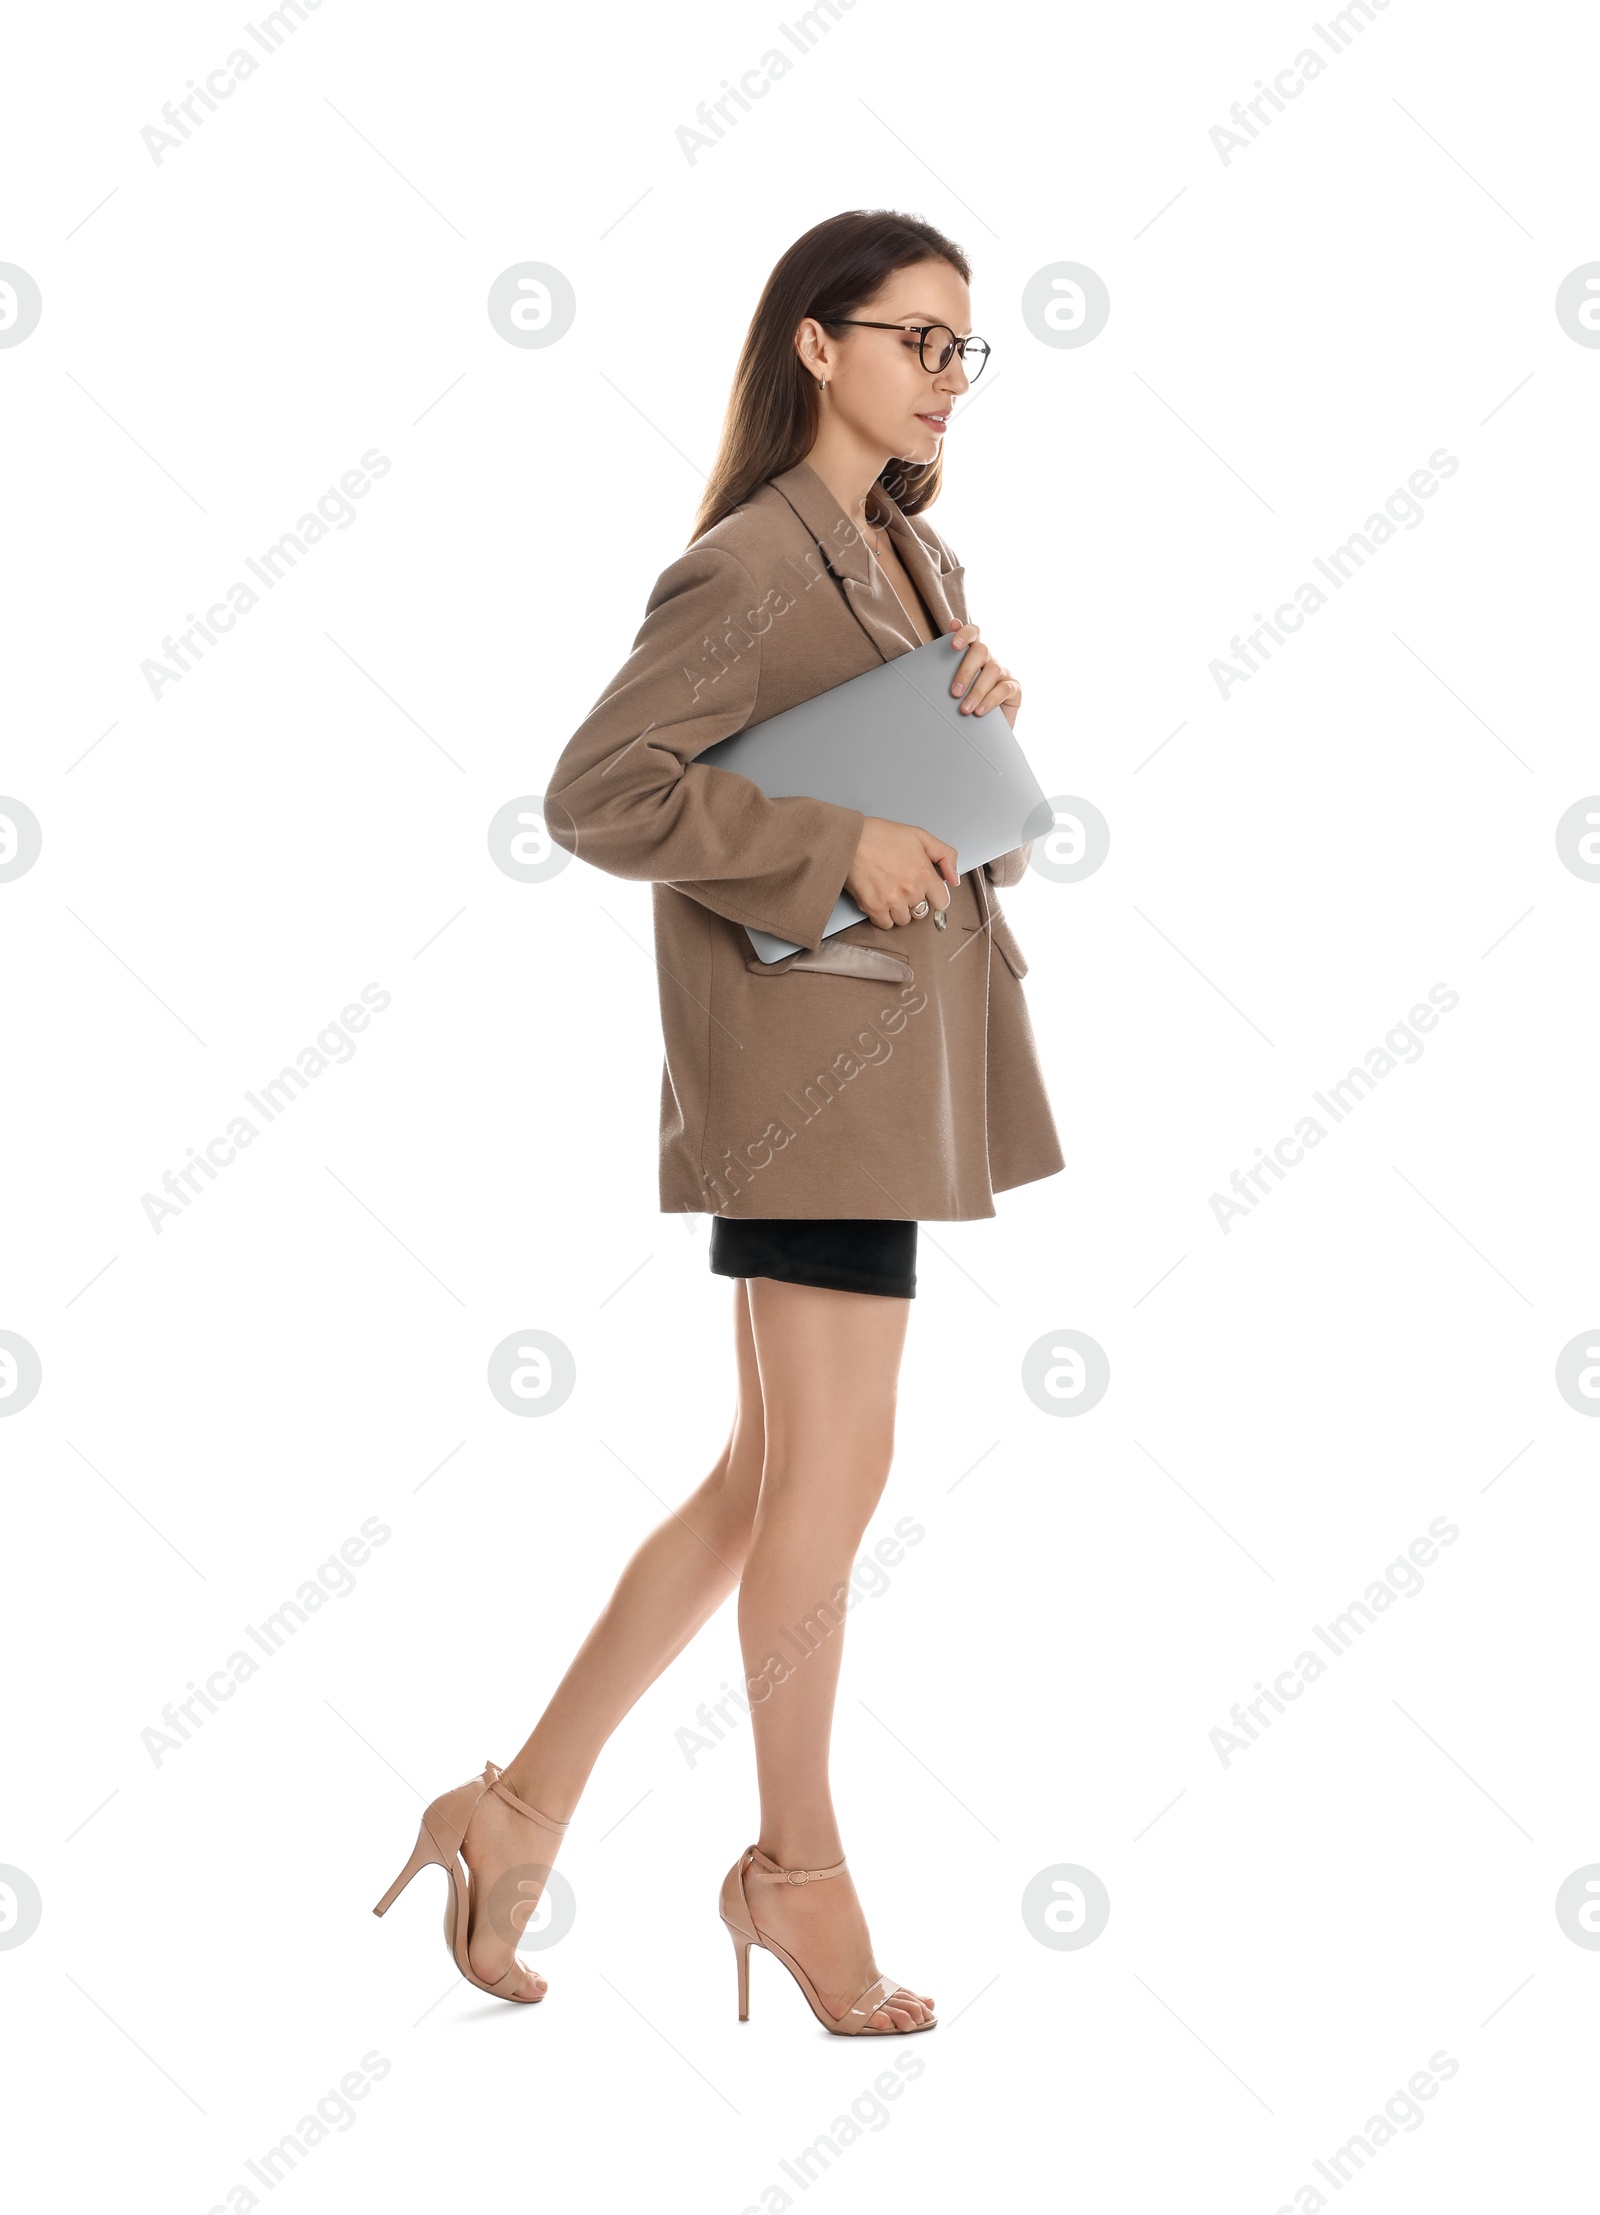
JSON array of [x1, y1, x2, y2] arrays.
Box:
[[544, 456, 1065, 1220]]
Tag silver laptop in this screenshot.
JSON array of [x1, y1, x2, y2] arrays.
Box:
[[696, 637, 1054, 963]]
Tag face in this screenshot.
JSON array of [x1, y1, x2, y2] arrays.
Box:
[[798, 257, 975, 466]]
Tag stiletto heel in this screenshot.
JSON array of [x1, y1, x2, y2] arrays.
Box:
[[717, 1846, 935, 2037], [372, 1822, 443, 1917], [373, 1760, 571, 2003], [725, 1922, 752, 2020]]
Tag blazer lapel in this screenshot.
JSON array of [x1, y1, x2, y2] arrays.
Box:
[[883, 505, 961, 642], [767, 458, 963, 663]]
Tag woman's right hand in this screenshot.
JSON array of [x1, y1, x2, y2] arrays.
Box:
[[844, 817, 960, 931]]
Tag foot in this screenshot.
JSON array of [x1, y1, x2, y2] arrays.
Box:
[[750, 1851, 934, 2032], [459, 1776, 569, 2002]]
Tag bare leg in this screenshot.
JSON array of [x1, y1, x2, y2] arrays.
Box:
[[461, 1279, 764, 1998], [735, 1278, 933, 2033]]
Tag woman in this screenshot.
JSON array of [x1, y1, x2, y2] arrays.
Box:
[[374, 209, 1063, 2035]]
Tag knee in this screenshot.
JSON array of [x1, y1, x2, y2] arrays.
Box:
[[757, 1424, 895, 1529]]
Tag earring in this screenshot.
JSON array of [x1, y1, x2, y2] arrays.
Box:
[[819, 377, 828, 389]]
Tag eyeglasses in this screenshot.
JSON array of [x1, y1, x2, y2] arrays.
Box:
[[829, 321, 991, 378]]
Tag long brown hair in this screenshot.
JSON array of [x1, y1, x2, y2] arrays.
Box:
[[689, 209, 971, 543]]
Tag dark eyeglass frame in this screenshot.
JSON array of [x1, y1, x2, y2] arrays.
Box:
[[829, 320, 991, 378]]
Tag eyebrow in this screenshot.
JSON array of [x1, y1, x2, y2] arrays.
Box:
[[890, 310, 973, 332]]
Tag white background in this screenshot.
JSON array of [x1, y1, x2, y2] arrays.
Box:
[[3, 1, 1597, 2208]]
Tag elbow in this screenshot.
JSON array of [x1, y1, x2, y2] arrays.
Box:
[[543, 784, 583, 860], [540, 775, 657, 882]]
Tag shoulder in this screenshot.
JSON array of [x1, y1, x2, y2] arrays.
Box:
[[640, 534, 756, 618], [642, 490, 794, 612], [689, 478, 801, 573]]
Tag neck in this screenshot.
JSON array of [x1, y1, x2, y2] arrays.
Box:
[[800, 427, 892, 542]]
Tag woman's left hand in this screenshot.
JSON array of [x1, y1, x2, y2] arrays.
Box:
[[946, 621, 1021, 729]]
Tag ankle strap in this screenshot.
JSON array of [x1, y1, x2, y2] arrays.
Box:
[[746, 1844, 847, 1886], [483, 1761, 570, 1833]]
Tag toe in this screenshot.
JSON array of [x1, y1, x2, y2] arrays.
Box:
[[885, 1991, 932, 2029]]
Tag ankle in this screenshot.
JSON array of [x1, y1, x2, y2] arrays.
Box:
[[498, 1766, 577, 1827], [755, 1833, 845, 1873]]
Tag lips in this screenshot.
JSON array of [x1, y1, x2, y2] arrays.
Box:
[[917, 411, 950, 431]]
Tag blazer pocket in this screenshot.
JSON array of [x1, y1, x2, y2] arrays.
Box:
[[744, 938, 913, 986]]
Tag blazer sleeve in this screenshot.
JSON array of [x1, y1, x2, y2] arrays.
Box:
[[544, 542, 865, 951], [984, 842, 1033, 888]]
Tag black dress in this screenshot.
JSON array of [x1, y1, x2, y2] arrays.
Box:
[[709, 1216, 918, 1299]]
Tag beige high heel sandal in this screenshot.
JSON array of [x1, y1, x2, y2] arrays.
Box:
[[719, 1845, 937, 2035], [373, 1759, 569, 2002]]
